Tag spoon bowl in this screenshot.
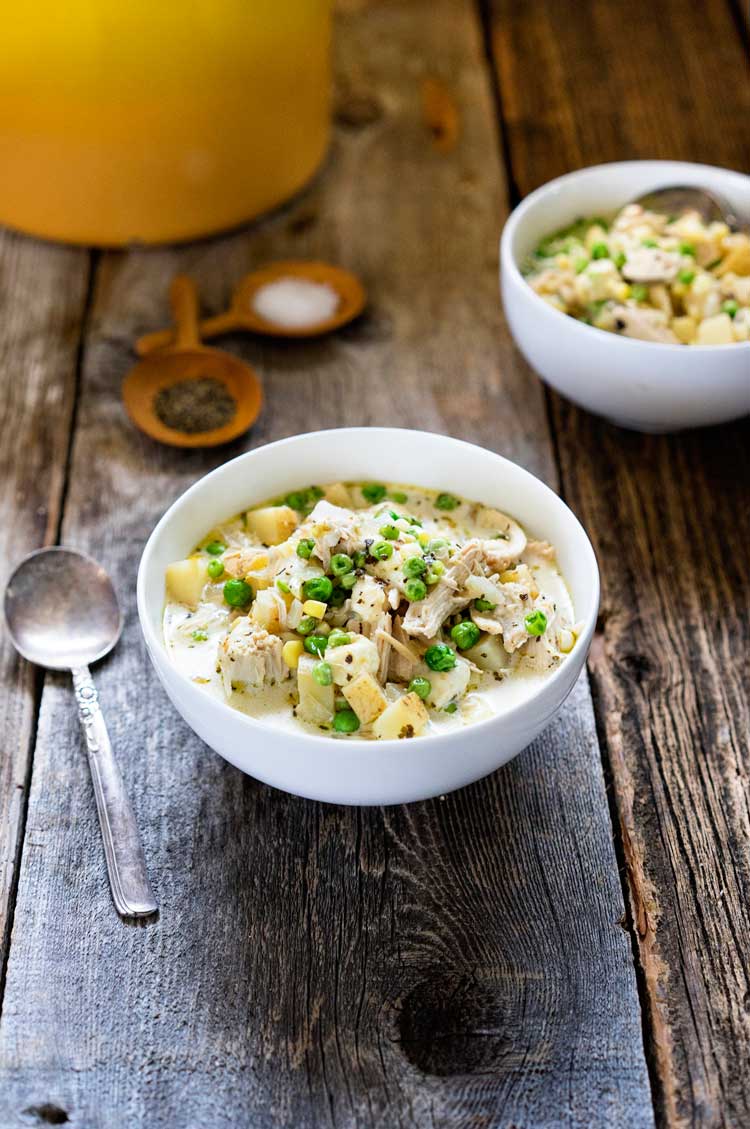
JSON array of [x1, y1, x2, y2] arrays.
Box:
[[4, 546, 157, 918], [135, 261, 366, 354], [5, 547, 121, 669], [123, 275, 263, 448], [632, 184, 746, 231]]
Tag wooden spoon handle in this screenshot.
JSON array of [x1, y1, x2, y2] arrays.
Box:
[[170, 274, 201, 349], [135, 309, 240, 356]]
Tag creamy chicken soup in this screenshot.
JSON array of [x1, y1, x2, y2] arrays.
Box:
[[523, 205, 750, 344], [163, 482, 579, 740]]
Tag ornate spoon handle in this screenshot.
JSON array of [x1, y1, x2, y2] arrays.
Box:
[[72, 665, 157, 918]]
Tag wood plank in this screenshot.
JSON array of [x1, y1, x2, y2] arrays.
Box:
[[487, 0, 750, 1123], [0, 3, 652, 1126], [0, 234, 90, 970]]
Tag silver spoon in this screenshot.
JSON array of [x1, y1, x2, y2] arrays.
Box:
[[632, 185, 746, 232], [4, 547, 157, 918]]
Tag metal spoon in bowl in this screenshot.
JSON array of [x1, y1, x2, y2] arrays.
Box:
[[632, 185, 747, 232], [4, 547, 157, 918]]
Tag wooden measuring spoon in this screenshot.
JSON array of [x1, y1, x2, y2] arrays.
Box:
[[135, 261, 366, 355], [123, 275, 263, 448]]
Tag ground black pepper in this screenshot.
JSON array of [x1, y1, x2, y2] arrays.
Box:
[[154, 377, 236, 434]]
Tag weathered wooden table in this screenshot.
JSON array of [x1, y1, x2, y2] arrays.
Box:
[[0, 2, 748, 1126]]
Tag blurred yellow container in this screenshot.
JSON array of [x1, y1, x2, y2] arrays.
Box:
[[0, 1, 331, 245]]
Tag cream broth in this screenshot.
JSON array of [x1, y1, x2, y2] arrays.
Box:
[[163, 482, 578, 740]]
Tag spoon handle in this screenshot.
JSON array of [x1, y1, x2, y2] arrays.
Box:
[[72, 666, 157, 918]]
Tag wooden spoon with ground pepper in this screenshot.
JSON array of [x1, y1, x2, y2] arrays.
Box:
[[122, 275, 262, 448]]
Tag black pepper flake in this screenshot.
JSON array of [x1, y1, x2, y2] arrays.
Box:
[[154, 377, 236, 434]]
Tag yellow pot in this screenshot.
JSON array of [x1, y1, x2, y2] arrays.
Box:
[[0, 1, 331, 245]]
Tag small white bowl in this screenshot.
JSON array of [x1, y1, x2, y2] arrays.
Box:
[[137, 429, 599, 806], [500, 160, 750, 432]]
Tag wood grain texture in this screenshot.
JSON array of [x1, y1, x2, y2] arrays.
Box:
[[487, 0, 750, 1123], [0, 233, 90, 966], [0, 2, 652, 1126]]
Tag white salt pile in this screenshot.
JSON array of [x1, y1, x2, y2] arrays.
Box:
[[251, 277, 340, 329]]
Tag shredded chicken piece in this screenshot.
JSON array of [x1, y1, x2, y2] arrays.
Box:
[[296, 500, 359, 570], [622, 247, 680, 283], [218, 619, 286, 696], [402, 543, 481, 638], [609, 304, 680, 343]]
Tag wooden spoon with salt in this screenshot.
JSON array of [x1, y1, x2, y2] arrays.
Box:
[[123, 275, 263, 448], [135, 261, 366, 355]]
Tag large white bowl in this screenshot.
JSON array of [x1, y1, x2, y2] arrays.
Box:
[[501, 160, 750, 432], [137, 429, 599, 806]]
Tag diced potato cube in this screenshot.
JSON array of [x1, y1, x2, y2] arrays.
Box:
[[282, 640, 304, 670], [696, 313, 734, 345], [326, 636, 380, 686], [426, 659, 471, 709], [342, 672, 388, 725], [671, 315, 697, 344], [372, 693, 429, 740], [323, 483, 353, 507], [716, 242, 750, 277], [245, 505, 298, 546], [296, 655, 335, 725], [302, 599, 327, 619], [166, 557, 209, 609], [462, 633, 508, 674]]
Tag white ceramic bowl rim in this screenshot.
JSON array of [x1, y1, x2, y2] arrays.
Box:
[[501, 159, 750, 354], [137, 428, 600, 753]]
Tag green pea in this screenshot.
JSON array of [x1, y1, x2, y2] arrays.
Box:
[[722, 299, 739, 318], [408, 677, 431, 700], [474, 597, 496, 612], [339, 571, 357, 590], [642, 238, 658, 248], [614, 251, 627, 269], [312, 661, 333, 687], [428, 538, 450, 557], [405, 578, 427, 602], [204, 540, 226, 555], [297, 616, 317, 636], [207, 559, 224, 580], [333, 709, 360, 734], [451, 620, 481, 650], [590, 242, 609, 260], [679, 242, 696, 257], [632, 284, 649, 302], [330, 553, 353, 576], [352, 551, 367, 569], [327, 630, 351, 648], [390, 491, 408, 504], [424, 568, 443, 586], [361, 483, 386, 503], [371, 542, 393, 561], [424, 643, 457, 672], [328, 585, 348, 608], [302, 576, 333, 602], [284, 491, 308, 511], [304, 635, 328, 657], [678, 269, 695, 285], [379, 524, 400, 540], [223, 579, 253, 607], [525, 610, 548, 636], [403, 556, 427, 578], [191, 629, 208, 642], [296, 539, 315, 560], [435, 493, 458, 511]]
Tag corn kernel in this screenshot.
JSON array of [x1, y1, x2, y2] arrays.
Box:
[[246, 554, 269, 572], [558, 629, 576, 654], [282, 640, 304, 670], [302, 599, 327, 619], [418, 532, 431, 548], [500, 569, 519, 583]]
